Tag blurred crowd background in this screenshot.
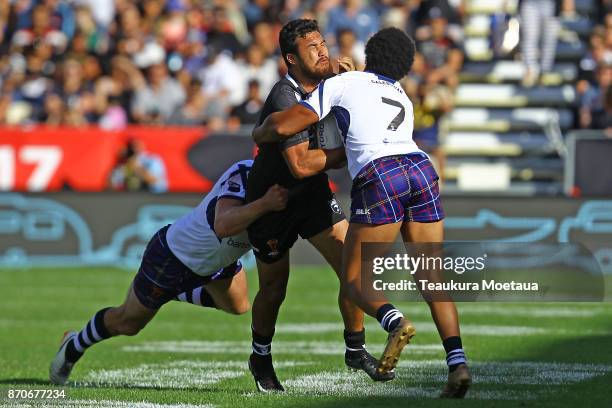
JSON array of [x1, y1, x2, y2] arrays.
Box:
[[0, 0, 611, 194], [1, 0, 610, 131], [0, 0, 473, 132]]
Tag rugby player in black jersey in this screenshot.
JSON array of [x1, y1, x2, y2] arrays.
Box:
[[245, 19, 393, 392]]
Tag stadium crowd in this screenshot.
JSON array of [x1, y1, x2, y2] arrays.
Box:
[[0, 0, 465, 135], [1, 1, 610, 133]]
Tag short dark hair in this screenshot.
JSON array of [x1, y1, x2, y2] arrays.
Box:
[[364, 28, 416, 81], [279, 19, 320, 65]]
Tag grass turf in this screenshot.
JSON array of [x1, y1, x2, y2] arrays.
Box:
[[0, 266, 611, 407]]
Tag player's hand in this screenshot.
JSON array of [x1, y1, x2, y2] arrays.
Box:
[[337, 57, 355, 73], [262, 184, 289, 211]]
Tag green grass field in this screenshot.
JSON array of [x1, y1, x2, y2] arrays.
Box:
[[1, 266, 612, 407]]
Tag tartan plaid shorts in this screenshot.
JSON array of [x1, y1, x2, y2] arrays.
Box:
[[350, 153, 445, 225]]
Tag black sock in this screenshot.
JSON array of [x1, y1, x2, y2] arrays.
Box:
[[443, 336, 467, 372], [66, 307, 112, 363], [344, 329, 366, 354], [376, 303, 404, 333], [252, 327, 273, 358]]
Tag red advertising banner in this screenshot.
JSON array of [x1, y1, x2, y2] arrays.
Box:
[[0, 126, 212, 192]]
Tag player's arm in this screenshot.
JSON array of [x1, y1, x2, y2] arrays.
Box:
[[214, 184, 288, 238], [252, 104, 320, 145], [282, 142, 346, 179]]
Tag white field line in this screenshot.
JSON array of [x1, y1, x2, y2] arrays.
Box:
[[122, 340, 443, 355], [84, 360, 311, 389], [284, 360, 612, 399], [397, 360, 612, 385], [456, 305, 609, 318], [2, 400, 213, 408], [285, 304, 610, 319], [275, 322, 612, 336], [81, 359, 612, 400], [283, 372, 536, 400]]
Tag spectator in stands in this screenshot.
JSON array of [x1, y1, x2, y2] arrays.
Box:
[[41, 92, 64, 126], [519, 0, 562, 87], [11, 3, 69, 54], [414, 0, 463, 43], [578, 27, 608, 91], [94, 56, 142, 125], [228, 79, 264, 129], [111, 3, 147, 56], [579, 62, 612, 132], [206, 5, 243, 57], [98, 95, 128, 130], [13, 46, 54, 123], [74, 4, 106, 54], [251, 21, 277, 59], [167, 78, 220, 127], [199, 44, 244, 115], [240, 43, 279, 98], [333, 28, 365, 71], [402, 51, 448, 182], [54, 58, 97, 125], [326, 0, 379, 44], [243, 0, 284, 28], [416, 6, 463, 90], [131, 44, 186, 124], [110, 139, 168, 193], [76, 0, 115, 31], [158, 0, 188, 51]]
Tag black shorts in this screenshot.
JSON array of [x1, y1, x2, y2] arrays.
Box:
[[247, 180, 346, 264], [132, 225, 242, 309]]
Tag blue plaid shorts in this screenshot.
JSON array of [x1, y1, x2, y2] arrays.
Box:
[[350, 153, 445, 225], [133, 225, 242, 309]]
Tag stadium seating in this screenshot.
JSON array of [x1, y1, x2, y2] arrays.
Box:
[[443, 0, 596, 195]]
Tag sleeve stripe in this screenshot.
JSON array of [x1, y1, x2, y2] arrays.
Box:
[[217, 194, 246, 202], [318, 80, 325, 117], [299, 101, 318, 116]]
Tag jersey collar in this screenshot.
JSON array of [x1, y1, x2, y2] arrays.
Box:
[[285, 73, 311, 98], [365, 70, 397, 84]]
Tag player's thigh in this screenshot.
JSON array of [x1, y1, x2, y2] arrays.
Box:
[[401, 221, 446, 288], [307, 218, 348, 275], [203, 268, 250, 314], [343, 221, 403, 283], [401, 219, 444, 243]]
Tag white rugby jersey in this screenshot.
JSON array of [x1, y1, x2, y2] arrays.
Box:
[[300, 71, 424, 179], [166, 160, 253, 276]]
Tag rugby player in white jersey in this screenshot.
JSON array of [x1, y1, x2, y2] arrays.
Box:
[[49, 160, 288, 385], [252, 28, 472, 398]]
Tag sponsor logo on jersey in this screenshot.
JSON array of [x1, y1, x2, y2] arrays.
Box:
[[355, 208, 369, 215], [228, 181, 241, 192], [329, 198, 341, 214], [226, 237, 250, 249], [266, 239, 280, 257]]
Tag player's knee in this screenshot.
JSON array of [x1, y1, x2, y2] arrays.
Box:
[[344, 282, 362, 304], [269, 287, 287, 305], [259, 283, 287, 305], [228, 299, 251, 315]]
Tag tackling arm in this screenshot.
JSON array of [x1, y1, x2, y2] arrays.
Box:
[[214, 184, 288, 238], [252, 104, 320, 145], [282, 142, 346, 179]]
